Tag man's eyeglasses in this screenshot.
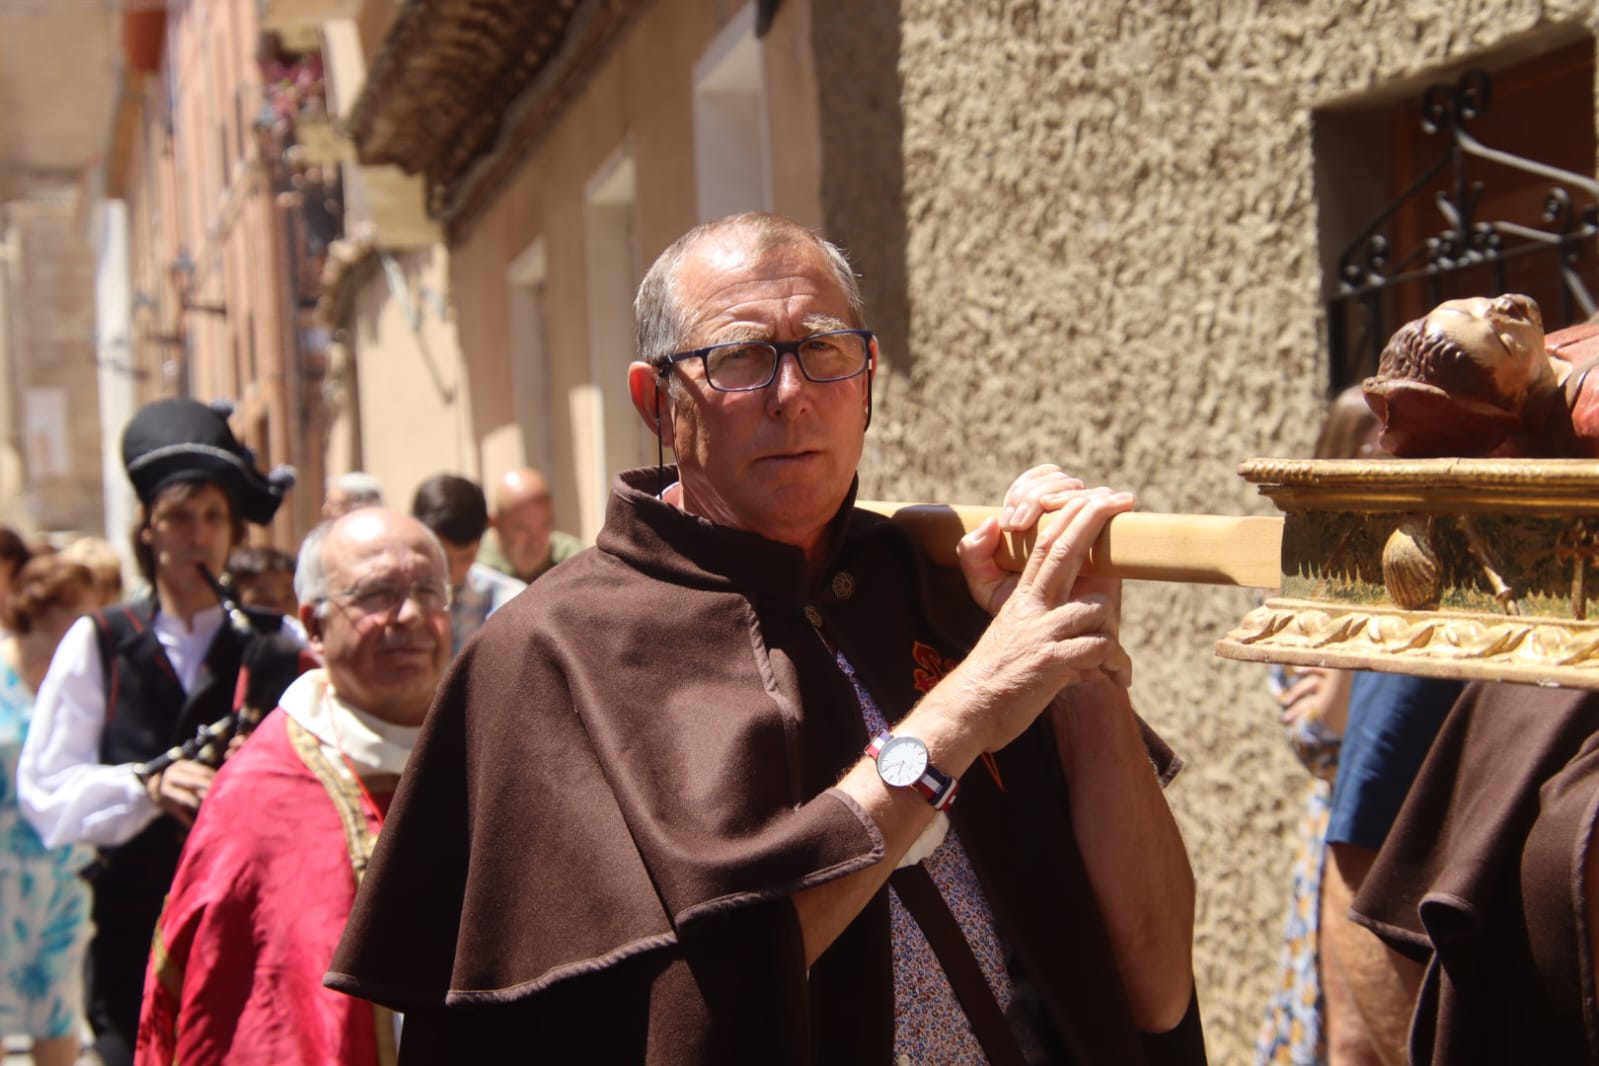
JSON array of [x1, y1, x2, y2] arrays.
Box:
[[655, 329, 873, 393], [332, 578, 452, 617]]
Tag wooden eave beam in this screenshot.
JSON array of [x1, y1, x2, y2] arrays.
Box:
[[435, 0, 645, 237], [346, 0, 580, 182], [103, 73, 145, 200], [344, 0, 645, 241]]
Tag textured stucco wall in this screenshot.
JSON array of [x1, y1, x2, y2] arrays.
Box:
[[2, 196, 106, 536], [448, 0, 829, 540], [819, 1, 1598, 1059], [350, 245, 476, 510]]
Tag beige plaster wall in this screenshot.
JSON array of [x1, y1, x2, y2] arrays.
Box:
[[0, 196, 105, 536], [349, 245, 475, 510], [848, 2, 1599, 1059], [376, 0, 1595, 1056], [0, 1, 114, 537], [164, 0, 322, 548], [448, 0, 702, 539], [0, 7, 115, 200], [451, 0, 824, 541]]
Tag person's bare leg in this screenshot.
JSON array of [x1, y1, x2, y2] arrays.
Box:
[[29, 1034, 81, 1066], [1324, 843, 1424, 1066], [1320, 874, 1384, 1066]]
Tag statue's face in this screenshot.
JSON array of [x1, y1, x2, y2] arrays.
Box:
[[1365, 293, 1554, 457], [1422, 294, 1550, 407]]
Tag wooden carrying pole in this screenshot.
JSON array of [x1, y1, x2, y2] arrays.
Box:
[[858, 503, 1285, 589], [862, 461, 1599, 690]]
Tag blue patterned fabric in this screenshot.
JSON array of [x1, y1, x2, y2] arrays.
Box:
[[449, 563, 525, 657], [835, 649, 1012, 1064], [0, 659, 92, 1039], [1254, 776, 1333, 1064], [1256, 713, 1342, 1065]]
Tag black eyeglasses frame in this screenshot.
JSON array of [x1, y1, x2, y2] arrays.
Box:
[[653, 328, 875, 393], [329, 577, 454, 618]]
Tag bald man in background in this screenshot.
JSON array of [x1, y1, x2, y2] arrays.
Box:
[[476, 468, 581, 583]]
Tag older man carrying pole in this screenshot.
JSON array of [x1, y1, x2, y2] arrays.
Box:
[[329, 213, 1202, 1064], [136, 508, 452, 1065]]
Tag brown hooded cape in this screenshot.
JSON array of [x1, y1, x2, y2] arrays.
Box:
[[327, 469, 1204, 1064], [1351, 681, 1599, 1065]]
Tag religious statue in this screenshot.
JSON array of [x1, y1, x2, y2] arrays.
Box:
[[1362, 293, 1599, 458]]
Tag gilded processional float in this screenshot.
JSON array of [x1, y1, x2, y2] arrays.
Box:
[[866, 293, 1599, 689], [868, 67, 1599, 691]]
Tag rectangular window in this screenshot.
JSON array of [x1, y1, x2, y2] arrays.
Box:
[[693, 3, 771, 221], [506, 239, 553, 480], [1316, 35, 1597, 391], [581, 147, 647, 539]]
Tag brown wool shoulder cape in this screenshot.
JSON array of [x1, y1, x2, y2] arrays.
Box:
[[1351, 681, 1599, 1065], [326, 469, 1206, 1064]]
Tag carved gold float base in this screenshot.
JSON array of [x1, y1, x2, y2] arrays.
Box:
[[1218, 599, 1599, 689], [872, 459, 1599, 688], [1214, 457, 1599, 689]]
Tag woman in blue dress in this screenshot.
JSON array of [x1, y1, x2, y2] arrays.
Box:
[[0, 555, 96, 1066], [1256, 388, 1386, 1066]]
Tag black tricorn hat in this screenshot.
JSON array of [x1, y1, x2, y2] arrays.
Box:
[[121, 398, 295, 526]]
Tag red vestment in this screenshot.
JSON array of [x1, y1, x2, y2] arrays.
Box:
[[135, 707, 396, 1065]]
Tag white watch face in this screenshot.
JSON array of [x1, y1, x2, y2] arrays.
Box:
[[877, 735, 929, 787]]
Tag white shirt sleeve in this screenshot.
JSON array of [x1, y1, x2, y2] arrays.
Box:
[[18, 614, 161, 848]]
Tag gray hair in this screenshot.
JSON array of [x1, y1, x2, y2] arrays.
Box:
[[328, 471, 383, 507], [295, 520, 337, 618], [634, 213, 864, 368], [295, 511, 451, 619]]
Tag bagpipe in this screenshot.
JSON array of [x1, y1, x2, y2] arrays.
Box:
[[133, 563, 272, 782]]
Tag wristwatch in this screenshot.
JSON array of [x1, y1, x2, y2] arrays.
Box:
[[866, 731, 959, 811]]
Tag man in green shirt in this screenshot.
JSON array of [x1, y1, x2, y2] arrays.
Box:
[[476, 467, 581, 583]]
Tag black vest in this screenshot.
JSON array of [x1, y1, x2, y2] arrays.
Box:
[[89, 599, 305, 906]]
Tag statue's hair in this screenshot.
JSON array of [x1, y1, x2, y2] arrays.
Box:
[[1378, 319, 1497, 404]]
